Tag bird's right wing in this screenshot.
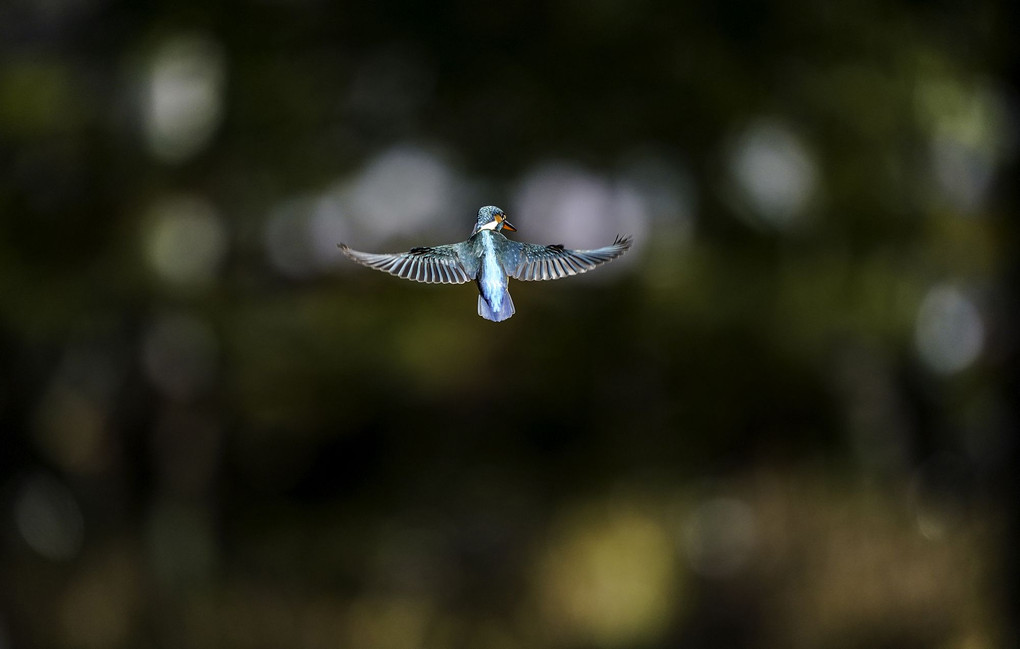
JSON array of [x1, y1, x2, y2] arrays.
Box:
[[508, 235, 632, 281], [338, 242, 477, 284]]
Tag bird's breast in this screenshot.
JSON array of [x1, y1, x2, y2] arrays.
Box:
[[477, 235, 508, 297]]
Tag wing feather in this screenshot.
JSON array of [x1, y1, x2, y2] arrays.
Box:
[[509, 235, 633, 282], [338, 242, 474, 284]]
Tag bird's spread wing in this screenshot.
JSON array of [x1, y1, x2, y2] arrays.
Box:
[[509, 235, 632, 281], [338, 242, 475, 284]]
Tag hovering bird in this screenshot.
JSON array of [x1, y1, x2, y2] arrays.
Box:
[[338, 206, 632, 322]]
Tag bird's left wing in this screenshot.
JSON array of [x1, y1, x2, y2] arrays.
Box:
[[508, 235, 632, 281], [338, 242, 476, 284]]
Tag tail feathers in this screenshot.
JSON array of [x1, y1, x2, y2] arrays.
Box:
[[477, 290, 515, 322]]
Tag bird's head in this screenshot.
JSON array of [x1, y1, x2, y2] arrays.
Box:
[[472, 205, 516, 235]]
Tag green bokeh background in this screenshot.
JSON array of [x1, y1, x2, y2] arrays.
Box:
[[1, 1, 1016, 647]]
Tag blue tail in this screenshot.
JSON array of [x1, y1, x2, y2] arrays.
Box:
[[477, 290, 515, 322]]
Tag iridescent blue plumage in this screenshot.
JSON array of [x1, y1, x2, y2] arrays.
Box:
[[339, 205, 632, 322], [475, 228, 515, 321]]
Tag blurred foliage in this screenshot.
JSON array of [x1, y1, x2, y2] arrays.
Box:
[[1, 0, 1016, 648]]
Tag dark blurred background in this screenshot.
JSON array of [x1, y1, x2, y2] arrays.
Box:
[[1, 0, 1017, 647]]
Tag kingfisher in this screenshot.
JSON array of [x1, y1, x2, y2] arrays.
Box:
[[338, 206, 632, 322]]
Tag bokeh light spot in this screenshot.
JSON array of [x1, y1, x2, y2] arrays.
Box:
[[725, 119, 820, 229], [14, 473, 84, 561], [346, 596, 432, 649], [930, 135, 996, 214], [916, 77, 1015, 214], [144, 34, 226, 163], [683, 497, 757, 578], [145, 194, 228, 287], [535, 502, 679, 647], [915, 284, 984, 375], [58, 549, 140, 649], [348, 145, 459, 243], [513, 162, 648, 269], [31, 345, 122, 475]]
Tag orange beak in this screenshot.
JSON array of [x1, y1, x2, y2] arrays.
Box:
[[500, 217, 517, 232]]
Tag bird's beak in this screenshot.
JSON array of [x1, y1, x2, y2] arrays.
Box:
[[501, 219, 517, 232]]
